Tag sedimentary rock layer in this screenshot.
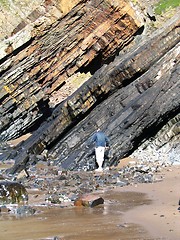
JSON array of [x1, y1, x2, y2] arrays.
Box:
[[7, 13, 180, 174], [50, 41, 180, 170], [0, 0, 143, 141]]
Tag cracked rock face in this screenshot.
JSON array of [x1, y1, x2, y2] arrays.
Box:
[[131, 114, 180, 165], [0, 0, 179, 174], [0, 0, 145, 142], [0, 0, 81, 41]]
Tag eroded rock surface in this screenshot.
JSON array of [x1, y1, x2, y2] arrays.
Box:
[[0, 0, 179, 174], [0, 0, 144, 141], [5, 12, 180, 174]]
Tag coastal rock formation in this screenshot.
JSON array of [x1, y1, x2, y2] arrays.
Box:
[[0, 0, 81, 41], [0, 181, 28, 204], [0, 0, 179, 174], [0, 0, 144, 141], [6, 12, 180, 174]]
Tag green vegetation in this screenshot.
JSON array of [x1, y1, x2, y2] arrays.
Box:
[[0, 0, 7, 5], [155, 0, 180, 15], [0, 0, 9, 8]]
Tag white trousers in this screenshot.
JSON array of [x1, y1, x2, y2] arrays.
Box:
[[95, 147, 105, 169]]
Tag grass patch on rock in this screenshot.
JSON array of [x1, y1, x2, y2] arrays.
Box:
[[154, 0, 180, 15]]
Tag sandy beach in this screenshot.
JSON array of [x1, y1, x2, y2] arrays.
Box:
[[122, 165, 180, 240], [0, 156, 180, 240]]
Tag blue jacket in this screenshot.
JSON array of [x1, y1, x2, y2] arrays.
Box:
[[91, 131, 110, 147]]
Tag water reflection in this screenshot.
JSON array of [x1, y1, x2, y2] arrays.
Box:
[[0, 191, 152, 240]]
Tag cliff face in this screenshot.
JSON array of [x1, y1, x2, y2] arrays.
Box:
[[0, 0, 145, 141], [0, 0, 81, 40], [0, 0, 179, 173]]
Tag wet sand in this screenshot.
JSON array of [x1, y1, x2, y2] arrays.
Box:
[[122, 165, 180, 240], [0, 164, 179, 240], [0, 190, 153, 240]]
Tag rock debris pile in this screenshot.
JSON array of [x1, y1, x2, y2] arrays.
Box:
[[0, 150, 177, 216]]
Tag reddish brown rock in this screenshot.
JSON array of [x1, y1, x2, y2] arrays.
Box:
[[74, 194, 104, 207]]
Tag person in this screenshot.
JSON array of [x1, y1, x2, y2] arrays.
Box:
[[90, 128, 110, 172]]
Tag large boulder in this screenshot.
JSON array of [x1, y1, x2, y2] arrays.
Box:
[[0, 181, 28, 204]]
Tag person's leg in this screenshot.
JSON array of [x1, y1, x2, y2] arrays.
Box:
[[95, 147, 105, 171]]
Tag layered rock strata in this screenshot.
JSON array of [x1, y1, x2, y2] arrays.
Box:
[[0, 0, 144, 141], [6, 13, 180, 174]]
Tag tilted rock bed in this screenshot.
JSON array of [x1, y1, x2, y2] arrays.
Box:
[[0, 110, 179, 213]]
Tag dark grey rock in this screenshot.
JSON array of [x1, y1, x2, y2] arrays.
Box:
[[16, 205, 36, 216]]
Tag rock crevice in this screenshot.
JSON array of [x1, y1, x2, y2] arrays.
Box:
[[0, 0, 179, 174]]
